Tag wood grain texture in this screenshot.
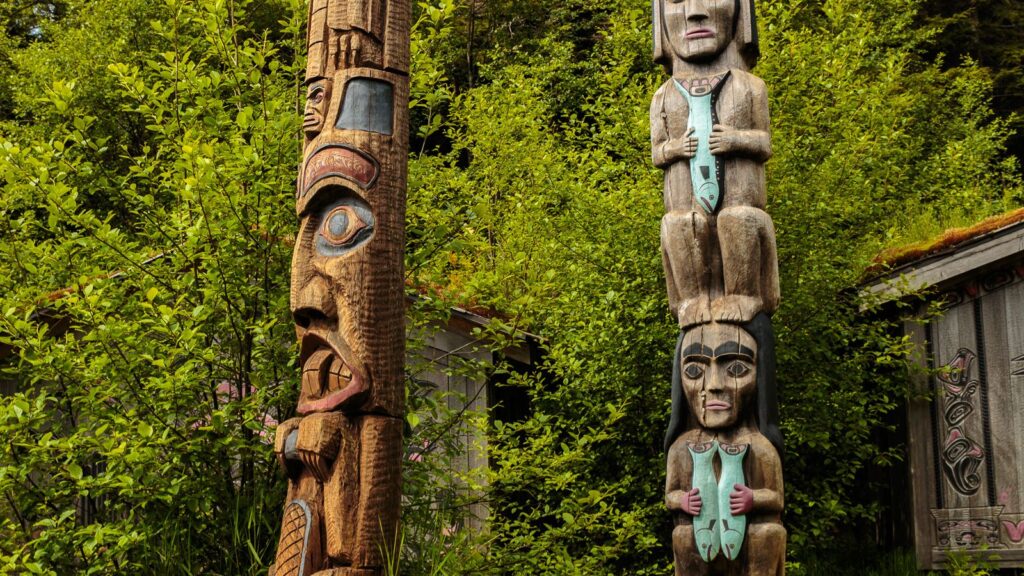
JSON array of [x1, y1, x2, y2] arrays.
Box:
[[904, 317, 939, 567], [272, 0, 409, 573]]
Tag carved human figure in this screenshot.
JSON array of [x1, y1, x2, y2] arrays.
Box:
[[304, 80, 333, 137], [664, 320, 785, 575], [270, 0, 410, 575], [652, 0, 779, 328]]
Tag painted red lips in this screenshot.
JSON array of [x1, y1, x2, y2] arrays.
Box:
[[296, 343, 368, 414], [686, 28, 715, 39], [705, 399, 732, 411]]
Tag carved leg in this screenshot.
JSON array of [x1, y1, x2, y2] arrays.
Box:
[[672, 524, 712, 576], [744, 523, 786, 576], [345, 415, 402, 570], [661, 210, 712, 328], [714, 207, 779, 323]]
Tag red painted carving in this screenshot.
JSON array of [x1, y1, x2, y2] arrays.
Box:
[[301, 145, 379, 195], [1004, 520, 1024, 543]]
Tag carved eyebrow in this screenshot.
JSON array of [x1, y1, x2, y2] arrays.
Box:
[[682, 343, 713, 357], [713, 341, 755, 359]]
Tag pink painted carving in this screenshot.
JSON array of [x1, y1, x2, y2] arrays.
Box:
[[730, 483, 754, 515], [1003, 520, 1024, 544]]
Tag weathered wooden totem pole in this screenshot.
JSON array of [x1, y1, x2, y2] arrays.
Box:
[[652, 0, 786, 573], [270, 1, 410, 574]]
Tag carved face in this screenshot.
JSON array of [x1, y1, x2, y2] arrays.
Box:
[[680, 323, 757, 429], [303, 80, 331, 136], [290, 186, 378, 414], [663, 0, 736, 63]]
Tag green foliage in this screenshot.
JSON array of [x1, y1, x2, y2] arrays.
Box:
[[920, 0, 1024, 163], [0, 0, 303, 572]]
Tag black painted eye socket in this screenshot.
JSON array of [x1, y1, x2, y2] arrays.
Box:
[[683, 363, 705, 379], [314, 197, 374, 256], [725, 361, 750, 378]]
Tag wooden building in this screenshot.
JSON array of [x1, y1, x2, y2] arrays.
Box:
[[866, 212, 1024, 569], [406, 301, 538, 533]]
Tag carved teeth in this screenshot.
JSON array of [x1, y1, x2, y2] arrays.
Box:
[[326, 356, 354, 391], [302, 348, 334, 396]]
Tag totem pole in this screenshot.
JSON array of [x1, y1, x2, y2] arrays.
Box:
[[270, 0, 410, 574], [652, 0, 786, 573]]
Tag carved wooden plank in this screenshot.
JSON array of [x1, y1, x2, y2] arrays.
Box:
[[905, 317, 939, 566], [1006, 280, 1024, 513], [980, 286, 1017, 514]]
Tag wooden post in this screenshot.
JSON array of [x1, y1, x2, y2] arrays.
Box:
[[653, 0, 787, 572], [271, 1, 410, 574]]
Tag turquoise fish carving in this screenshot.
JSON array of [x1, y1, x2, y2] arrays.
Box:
[[717, 443, 749, 560], [688, 441, 721, 561], [672, 72, 729, 214]]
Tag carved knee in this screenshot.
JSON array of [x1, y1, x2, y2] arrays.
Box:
[[661, 210, 708, 239]]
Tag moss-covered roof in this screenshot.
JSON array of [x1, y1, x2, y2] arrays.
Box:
[[868, 207, 1024, 275]]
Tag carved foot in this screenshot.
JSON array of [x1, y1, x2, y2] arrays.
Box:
[[710, 295, 761, 324], [312, 569, 379, 576], [678, 296, 711, 329]]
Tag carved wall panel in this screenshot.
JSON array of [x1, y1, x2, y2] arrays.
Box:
[[904, 253, 1024, 568]]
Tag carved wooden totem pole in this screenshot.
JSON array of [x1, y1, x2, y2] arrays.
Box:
[[652, 0, 787, 573], [271, 1, 410, 574]]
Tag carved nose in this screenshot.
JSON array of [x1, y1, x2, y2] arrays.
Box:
[[687, 0, 709, 20], [291, 274, 337, 328], [706, 368, 725, 392]]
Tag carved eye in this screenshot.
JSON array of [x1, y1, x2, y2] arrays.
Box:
[[725, 361, 750, 378], [314, 197, 374, 256], [307, 86, 325, 105], [683, 363, 705, 379]]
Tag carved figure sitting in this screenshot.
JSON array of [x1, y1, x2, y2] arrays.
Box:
[[664, 320, 785, 575], [651, 0, 779, 328]]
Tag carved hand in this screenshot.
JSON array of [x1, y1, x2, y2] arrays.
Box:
[[274, 417, 302, 472], [709, 124, 742, 156], [296, 412, 344, 483], [665, 128, 699, 161], [729, 484, 754, 515], [667, 488, 702, 516]]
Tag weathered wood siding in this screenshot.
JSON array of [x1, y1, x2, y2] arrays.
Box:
[[906, 260, 1024, 568], [410, 325, 492, 533]]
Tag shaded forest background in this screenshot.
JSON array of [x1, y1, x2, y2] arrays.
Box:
[[0, 0, 1021, 574]]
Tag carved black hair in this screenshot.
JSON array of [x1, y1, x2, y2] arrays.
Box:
[[663, 313, 783, 457]]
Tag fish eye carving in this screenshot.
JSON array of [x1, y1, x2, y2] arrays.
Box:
[[314, 197, 374, 256]]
